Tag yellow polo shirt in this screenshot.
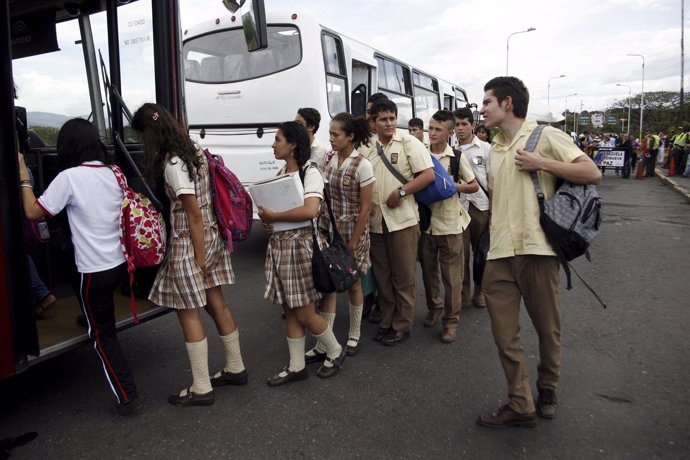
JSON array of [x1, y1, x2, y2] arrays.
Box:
[[488, 119, 584, 260], [365, 129, 433, 233], [425, 145, 474, 236]]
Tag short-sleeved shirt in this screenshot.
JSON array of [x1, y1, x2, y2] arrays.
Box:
[[323, 150, 375, 188], [278, 163, 324, 200], [487, 119, 584, 260], [425, 145, 474, 235], [165, 156, 195, 196], [458, 135, 491, 211], [310, 138, 329, 171], [364, 129, 433, 233], [37, 161, 125, 273]]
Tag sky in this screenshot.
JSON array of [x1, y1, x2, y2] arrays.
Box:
[[11, 0, 687, 120]]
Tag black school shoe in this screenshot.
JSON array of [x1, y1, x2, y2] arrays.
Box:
[[316, 348, 346, 378], [304, 347, 327, 364], [210, 369, 248, 387], [266, 367, 308, 387], [167, 387, 215, 407], [114, 397, 140, 416]]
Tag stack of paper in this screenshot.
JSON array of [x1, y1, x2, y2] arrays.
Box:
[[248, 172, 310, 232]]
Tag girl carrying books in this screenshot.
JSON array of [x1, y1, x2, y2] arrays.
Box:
[[258, 121, 345, 386]]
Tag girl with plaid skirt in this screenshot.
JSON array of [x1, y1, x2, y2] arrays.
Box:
[[258, 121, 345, 386], [305, 113, 374, 362], [132, 103, 247, 407]]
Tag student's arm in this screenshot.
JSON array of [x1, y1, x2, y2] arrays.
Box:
[[18, 153, 47, 220], [349, 183, 373, 254], [385, 167, 434, 208], [456, 155, 479, 194], [515, 151, 602, 185], [180, 194, 205, 273]]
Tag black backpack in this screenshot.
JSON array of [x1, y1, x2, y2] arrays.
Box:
[[526, 126, 606, 307]]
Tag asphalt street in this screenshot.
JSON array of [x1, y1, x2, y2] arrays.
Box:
[[1, 173, 689, 459]]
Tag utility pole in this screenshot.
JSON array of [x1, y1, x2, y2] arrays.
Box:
[[681, 0, 685, 123]]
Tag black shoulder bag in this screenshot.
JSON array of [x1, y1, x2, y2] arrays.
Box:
[[302, 165, 359, 294]]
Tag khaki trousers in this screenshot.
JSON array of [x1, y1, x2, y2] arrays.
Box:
[[462, 203, 490, 303], [370, 223, 420, 332], [482, 255, 561, 414], [419, 232, 464, 328]]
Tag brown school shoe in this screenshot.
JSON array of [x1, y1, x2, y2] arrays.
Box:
[[423, 310, 441, 328], [472, 291, 486, 308], [537, 387, 558, 419], [477, 404, 537, 428], [210, 369, 248, 387], [440, 327, 456, 343], [168, 387, 215, 407]]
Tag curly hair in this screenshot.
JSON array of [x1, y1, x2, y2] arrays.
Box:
[[131, 102, 199, 185], [277, 121, 311, 169], [331, 112, 371, 149]]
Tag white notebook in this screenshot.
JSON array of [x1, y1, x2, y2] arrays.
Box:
[[248, 172, 310, 232]]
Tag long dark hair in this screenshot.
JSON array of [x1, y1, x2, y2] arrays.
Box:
[[277, 121, 311, 169], [56, 118, 111, 170], [476, 125, 492, 143], [331, 112, 370, 149], [131, 102, 199, 184]]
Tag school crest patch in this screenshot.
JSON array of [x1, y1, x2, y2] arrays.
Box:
[[390, 152, 399, 164], [343, 174, 353, 186]]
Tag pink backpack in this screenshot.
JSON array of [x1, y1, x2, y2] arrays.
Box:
[[203, 148, 252, 252], [111, 165, 167, 322]]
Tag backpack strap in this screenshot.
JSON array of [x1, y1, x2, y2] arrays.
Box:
[[450, 148, 462, 183], [375, 142, 408, 186], [108, 164, 140, 324], [525, 125, 575, 290]]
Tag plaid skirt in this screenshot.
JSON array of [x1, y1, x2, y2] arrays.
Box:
[[264, 226, 324, 309], [149, 226, 234, 310]]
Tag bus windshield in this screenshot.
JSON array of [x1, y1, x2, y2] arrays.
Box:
[[183, 25, 301, 83]]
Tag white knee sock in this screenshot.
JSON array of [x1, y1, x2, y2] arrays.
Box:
[[186, 338, 212, 394], [348, 302, 363, 341], [314, 311, 336, 353], [314, 325, 342, 361], [220, 329, 245, 374], [287, 336, 306, 372]]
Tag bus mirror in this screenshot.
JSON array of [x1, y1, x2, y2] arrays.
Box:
[[239, 0, 268, 52], [222, 0, 245, 14]]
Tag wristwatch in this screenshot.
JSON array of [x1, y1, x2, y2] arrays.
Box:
[[398, 187, 407, 198]]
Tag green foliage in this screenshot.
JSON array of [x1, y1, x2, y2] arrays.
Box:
[[30, 126, 59, 146], [606, 91, 685, 135]]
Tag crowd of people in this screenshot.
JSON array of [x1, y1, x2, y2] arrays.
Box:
[[577, 127, 690, 179], [17, 76, 604, 429]]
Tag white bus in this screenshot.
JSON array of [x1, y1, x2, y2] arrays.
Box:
[[182, 9, 470, 188]]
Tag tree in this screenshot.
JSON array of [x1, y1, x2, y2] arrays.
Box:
[[607, 91, 684, 135], [30, 126, 59, 147]]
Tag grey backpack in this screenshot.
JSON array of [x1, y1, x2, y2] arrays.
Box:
[[526, 126, 604, 305]]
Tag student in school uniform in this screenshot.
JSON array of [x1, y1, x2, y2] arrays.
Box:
[[258, 121, 346, 385], [295, 107, 329, 170], [132, 103, 247, 407], [304, 113, 375, 363], [419, 110, 478, 343], [18, 118, 138, 415]]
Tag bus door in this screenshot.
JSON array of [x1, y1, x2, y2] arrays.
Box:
[[350, 59, 375, 117]]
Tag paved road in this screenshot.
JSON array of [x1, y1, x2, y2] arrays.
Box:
[[2, 174, 689, 459]]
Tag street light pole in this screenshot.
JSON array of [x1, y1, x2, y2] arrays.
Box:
[[506, 27, 536, 75], [626, 53, 645, 139], [616, 83, 632, 136], [564, 93, 577, 133], [547, 74, 566, 109]]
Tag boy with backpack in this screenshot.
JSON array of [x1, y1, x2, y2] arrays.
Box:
[[476, 77, 601, 428]]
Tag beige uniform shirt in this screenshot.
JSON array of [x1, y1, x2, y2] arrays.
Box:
[[365, 129, 433, 233], [425, 145, 474, 236], [488, 119, 584, 260]]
